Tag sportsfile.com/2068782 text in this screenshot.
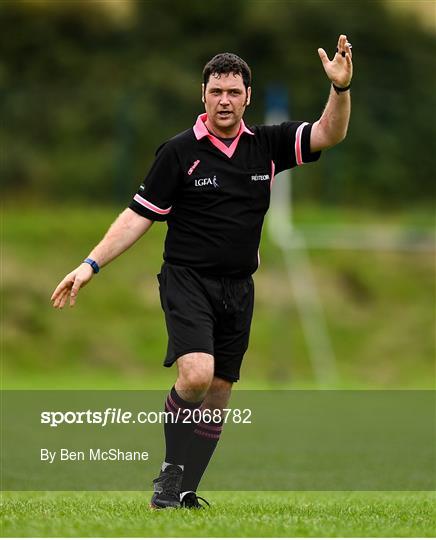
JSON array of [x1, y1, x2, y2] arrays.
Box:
[[40, 408, 252, 427]]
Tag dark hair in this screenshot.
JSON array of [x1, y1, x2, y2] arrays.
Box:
[[203, 53, 251, 90]]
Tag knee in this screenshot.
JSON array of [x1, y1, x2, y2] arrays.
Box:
[[203, 377, 233, 410], [176, 352, 214, 400], [180, 370, 212, 395]]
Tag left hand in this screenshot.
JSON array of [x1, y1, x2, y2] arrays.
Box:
[[318, 34, 353, 88]]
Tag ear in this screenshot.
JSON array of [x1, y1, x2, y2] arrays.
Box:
[[201, 83, 205, 103], [246, 87, 252, 106]]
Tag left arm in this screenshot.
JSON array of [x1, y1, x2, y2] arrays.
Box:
[[311, 34, 353, 152]]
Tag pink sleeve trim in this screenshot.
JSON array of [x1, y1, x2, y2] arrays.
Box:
[[270, 159, 276, 190], [133, 193, 172, 215], [295, 122, 309, 166]]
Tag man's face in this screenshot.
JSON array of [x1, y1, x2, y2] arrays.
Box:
[[202, 72, 251, 137]]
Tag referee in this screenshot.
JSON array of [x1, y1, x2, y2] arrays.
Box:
[[51, 35, 352, 509]]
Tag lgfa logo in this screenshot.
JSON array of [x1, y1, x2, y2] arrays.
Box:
[[194, 175, 219, 188]]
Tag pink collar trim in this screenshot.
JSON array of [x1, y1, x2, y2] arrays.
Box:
[[193, 113, 254, 158]]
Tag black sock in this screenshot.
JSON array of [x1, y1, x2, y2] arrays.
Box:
[[180, 413, 223, 492], [164, 386, 202, 465]]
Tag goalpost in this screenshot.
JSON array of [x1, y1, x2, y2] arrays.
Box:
[[266, 85, 338, 385]]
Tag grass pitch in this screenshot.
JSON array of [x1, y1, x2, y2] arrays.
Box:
[[1, 491, 434, 537], [4, 205, 435, 389]]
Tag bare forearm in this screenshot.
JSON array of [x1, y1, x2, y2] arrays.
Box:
[[311, 34, 353, 151], [51, 208, 152, 309], [88, 208, 153, 268], [313, 86, 351, 150]]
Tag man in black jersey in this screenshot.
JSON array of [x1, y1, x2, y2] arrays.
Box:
[[51, 35, 352, 509]]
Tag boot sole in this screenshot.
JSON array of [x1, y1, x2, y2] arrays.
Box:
[[149, 502, 180, 510]]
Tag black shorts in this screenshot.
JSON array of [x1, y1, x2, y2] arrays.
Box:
[[157, 262, 255, 383]]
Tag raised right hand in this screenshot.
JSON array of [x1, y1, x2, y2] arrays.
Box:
[[50, 263, 94, 308], [318, 34, 353, 88]]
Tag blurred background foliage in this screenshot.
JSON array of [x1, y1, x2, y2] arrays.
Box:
[[2, 0, 435, 206], [1, 0, 435, 389]]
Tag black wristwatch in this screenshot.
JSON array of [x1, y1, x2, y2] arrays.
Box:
[[332, 82, 351, 94]]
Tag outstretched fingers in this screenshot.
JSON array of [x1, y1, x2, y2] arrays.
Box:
[[318, 47, 330, 66], [51, 274, 76, 308], [57, 288, 71, 309], [341, 34, 347, 52], [51, 281, 65, 303], [345, 40, 353, 60], [335, 34, 351, 58], [51, 280, 70, 308], [51, 264, 94, 309], [68, 276, 84, 307]]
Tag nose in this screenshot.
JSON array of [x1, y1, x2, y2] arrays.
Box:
[[219, 92, 230, 105]]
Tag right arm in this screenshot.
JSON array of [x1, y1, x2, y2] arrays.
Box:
[[51, 208, 153, 309]]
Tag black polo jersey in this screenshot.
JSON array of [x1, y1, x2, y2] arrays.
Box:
[[129, 113, 321, 278]]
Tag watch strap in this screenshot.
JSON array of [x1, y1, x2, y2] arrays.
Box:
[[332, 82, 351, 94], [83, 257, 100, 274]]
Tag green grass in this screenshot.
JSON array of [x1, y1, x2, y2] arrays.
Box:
[[2, 204, 434, 389], [2, 204, 435, 537], [1, 491, 434, 537]]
